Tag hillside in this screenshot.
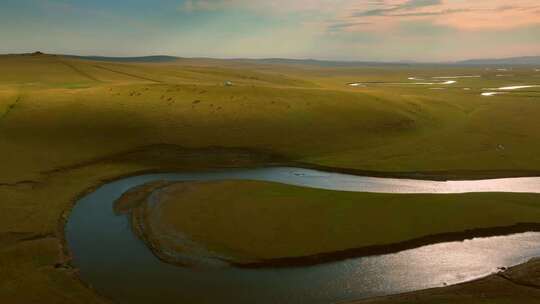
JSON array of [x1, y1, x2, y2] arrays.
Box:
[[457, 56, 540, 65], [1, 53, 540, 304]]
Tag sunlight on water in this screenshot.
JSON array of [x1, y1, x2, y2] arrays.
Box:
[[498, 85, 540, 90], [66, 167, 540, 304]]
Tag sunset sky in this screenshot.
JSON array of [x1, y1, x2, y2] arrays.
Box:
[[1, 0, 539, 61]]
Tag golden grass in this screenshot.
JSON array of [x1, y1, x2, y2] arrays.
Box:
[[1, 54, 540, 303]]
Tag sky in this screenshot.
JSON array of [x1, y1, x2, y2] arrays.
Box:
[[0, 0, 539, 62]]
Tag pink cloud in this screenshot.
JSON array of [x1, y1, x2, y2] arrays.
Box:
[[180, 1, 540, 32], [436, 2, 540, 30], [331, 0, 540, 32]]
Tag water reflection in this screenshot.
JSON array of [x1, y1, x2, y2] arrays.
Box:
[[66, 167, 540, 304]]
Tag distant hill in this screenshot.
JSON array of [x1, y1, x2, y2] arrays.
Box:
[[233, 58, 415, 67], [65, 55, 180, 63], [59, 53, 540, 66], [63, 55, 416, 67], [457, 56, 540, 65], [241, 57, 540, 67]]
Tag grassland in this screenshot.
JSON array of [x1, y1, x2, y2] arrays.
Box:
[[121, 180, 540, 266], [3, 54, 540, 181], [1, 52, 540, 303]]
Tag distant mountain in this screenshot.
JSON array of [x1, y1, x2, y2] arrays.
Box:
[[231, 58, 418, 67], [457, 56, 540, 65], [60, 54, 540, 66], [65, 55, 416, 67], [65, 55, 180, 63]]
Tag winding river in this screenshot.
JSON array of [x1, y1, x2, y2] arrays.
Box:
[[66, 167, 540, 304]]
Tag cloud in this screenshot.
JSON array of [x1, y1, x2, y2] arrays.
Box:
[[4, 0, 538, 61], [334, 0, 540, 31], [180, 0, 235, 12], [178, 0, 346, 14], [353, 0, 442, 17], [328, 21, 372, 32], [178, 1, 540, 32]]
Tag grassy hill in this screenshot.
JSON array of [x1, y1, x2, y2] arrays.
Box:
[[0, 53, 540, 303], [2, 53, 540, 182]]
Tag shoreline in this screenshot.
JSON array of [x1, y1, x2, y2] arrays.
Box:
[[39, 143, 540, 183], [60, 163, 540, 303], [114, 176, 540, 268], [298, 162, 540, 181], [237, 224, 540, 268], [128, 191, 540, 268]]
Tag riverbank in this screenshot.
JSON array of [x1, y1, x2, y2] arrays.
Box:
[[115, 179, 540, 268], [2, 155, 539, 304], [70, 169, 540, 304]]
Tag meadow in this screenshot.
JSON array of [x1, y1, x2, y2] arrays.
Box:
[[128, 180, 540, 266], [1, 53, 540, 303]]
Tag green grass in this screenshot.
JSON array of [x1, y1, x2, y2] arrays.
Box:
[[0, 53, 539, 303], [138, 180, 540, 262], [2, 55, 540, 183]]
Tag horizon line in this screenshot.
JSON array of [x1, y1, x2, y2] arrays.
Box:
[[3, 51, 540, 65]]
